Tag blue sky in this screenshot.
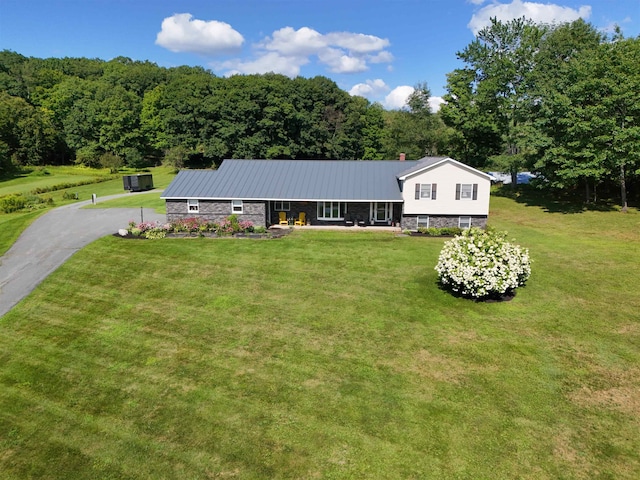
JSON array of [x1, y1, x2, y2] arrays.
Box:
[[1, 0, 638, 110]]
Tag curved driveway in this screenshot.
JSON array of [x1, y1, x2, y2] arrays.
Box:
[[0, 192, 165, 318]]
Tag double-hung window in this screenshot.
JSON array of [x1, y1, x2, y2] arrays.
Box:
[[417, 215, 429, 229], [456, 183, 478, 200], [317, 201, 346, 220], [415, 183, 437, 200], [274, 201, 290, 211], [231, 200, 243, 214], [459, 216, 471, 229], [187, 199, 199, 213]]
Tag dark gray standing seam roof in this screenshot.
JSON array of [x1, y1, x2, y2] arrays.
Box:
[[161, 159, 417, 202], [396, 156, 448, 178]]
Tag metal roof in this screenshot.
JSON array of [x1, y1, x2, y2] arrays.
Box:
[[397, 156, 449, 178], [161, 159, 416, 202], [397, 156, 492, 181]]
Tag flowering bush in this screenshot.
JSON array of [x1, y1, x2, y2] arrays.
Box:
[[435, 228, 531, 299], [124, 216, 255, 239]]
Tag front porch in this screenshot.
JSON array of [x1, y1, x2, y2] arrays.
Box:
[[267, 201, 403, 228]]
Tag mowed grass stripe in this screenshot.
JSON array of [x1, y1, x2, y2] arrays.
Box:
[[1, 202, 639, 478]]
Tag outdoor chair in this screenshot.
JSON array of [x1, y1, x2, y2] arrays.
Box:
[[278, 211, 288, 225], [294, 212, 306, 226], [344, 213, 354, 227]]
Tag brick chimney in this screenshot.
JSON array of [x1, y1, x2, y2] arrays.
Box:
[[399, 153, 406, 161]]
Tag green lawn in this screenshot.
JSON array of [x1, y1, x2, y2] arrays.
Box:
[[0, 166, 112, 197], [0, 194, 638, 479], [83, 191, 166, 213]]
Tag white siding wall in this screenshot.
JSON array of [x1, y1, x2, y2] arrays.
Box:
[[402, 161, 490, 215]]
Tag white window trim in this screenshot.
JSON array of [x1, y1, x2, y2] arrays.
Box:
[[274, 201, 290, 211], [459, 216, 471, 229], [317, 201, 346, 220], [417, 215, 429, 229], [231, 200, 243, 214], [187, 199, 199, 213], [420, 184, 432, 199]]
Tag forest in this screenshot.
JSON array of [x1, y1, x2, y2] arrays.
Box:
[[1, 18, 638, 207]]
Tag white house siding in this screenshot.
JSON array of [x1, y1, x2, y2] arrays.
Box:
[[401, 161, 490, 216]]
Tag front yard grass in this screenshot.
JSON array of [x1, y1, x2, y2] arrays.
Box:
[[1, 194, 639, 479]]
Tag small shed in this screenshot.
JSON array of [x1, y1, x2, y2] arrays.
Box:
[[123, 174, 154, 192]]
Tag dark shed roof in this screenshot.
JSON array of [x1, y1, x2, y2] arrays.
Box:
[[161, 159, 418, 202]]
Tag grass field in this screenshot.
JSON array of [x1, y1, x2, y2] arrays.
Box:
[[83, 191, 166, 213], [0, 191, 638, 479], [0, 166, 112, 197]]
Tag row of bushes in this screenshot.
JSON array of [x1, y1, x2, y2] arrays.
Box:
[[0, 194, 53, 213], [411, 226, 465, 236], [125, 215, 266, 239], [29, 176, 116, 195]]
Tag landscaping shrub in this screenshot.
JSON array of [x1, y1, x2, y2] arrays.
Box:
[[435, 227, 531, 299], [124, 216, 255, 239], [0, 194, 52, 213], [416, 226, 463, 236], [29, 177, 115, 195], [0, 194, 26, 213]]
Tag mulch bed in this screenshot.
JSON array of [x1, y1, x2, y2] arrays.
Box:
[[114, 228, 292, 240]]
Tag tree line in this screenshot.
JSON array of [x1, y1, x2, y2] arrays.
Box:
[[0, 52, 443, 174], [1, 18, 638, 207], [441, 19, 639, 209]]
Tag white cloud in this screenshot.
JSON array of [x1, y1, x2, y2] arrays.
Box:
[[261, 26, 326, 56], [324, 32, 390, 53], [383, 86, 415, 110], [156, 13, 244, 55], [236, 26, 392, 76], [350, 82, 444, 112], [429, 96, 445, 113], [348, 79, 390, 98], [218, 52, 309, 77], [318, 47, 368, 73], [368, 51, 394, 63], [468, 1, 592, 34]]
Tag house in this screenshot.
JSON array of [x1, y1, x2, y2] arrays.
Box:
[[160, 157, 491, 230]]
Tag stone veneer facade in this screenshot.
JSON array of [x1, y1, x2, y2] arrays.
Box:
[[167, 199, 486, 231], [400, 215, 487, 231], [166, 200, 266, 226]]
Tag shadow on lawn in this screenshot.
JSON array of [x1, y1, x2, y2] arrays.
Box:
[[492, 184, 621, 214]]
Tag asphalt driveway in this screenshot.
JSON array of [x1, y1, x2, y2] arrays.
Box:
[[0, 192, 165, 318]]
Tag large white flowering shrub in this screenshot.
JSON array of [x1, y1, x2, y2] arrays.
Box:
[[435, 228, 531, 299]]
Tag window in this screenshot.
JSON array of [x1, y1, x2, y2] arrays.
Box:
[[231, 200, 243, 214], [317, 201, 346, 220], [372, 202, 392, 222], [415, 183, 437, 200], [187, 199, 199, 213], [417, 215, 429, 229], [456, 183, 478, 200], [459, 216, 471, 229], [274, 201, 290, 211]]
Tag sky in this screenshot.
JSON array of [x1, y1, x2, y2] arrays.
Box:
[[1, 0, 638, 111]]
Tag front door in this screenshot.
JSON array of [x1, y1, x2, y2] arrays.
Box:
[[371, 202, 391, 223]]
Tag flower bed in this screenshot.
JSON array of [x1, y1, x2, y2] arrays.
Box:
[[119, 215, 285, 240]]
